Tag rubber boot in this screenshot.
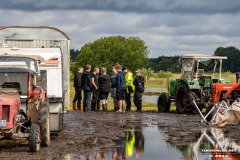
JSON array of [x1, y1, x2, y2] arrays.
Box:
[[91, 102, 96, 111], [73, 102, 77, 110], [136, 106, 140, 112], [97, 102, 100, 111], [105, 103, 108, 111], [102, 104, 105, 111], [77, 102, 82, 111], [83, 104, 87, 112], [139, 105, 142, 112]]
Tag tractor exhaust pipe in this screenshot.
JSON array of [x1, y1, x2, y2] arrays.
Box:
[[236, 72, 239, 83]]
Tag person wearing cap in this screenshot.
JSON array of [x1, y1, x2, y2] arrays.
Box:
[[133, 69, 144, 112], [123, 67, 135, 111]]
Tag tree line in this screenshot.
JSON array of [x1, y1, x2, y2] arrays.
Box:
[[70, 37, 240, 73]]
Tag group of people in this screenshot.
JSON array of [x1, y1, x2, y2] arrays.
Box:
[[72, 63, 145, 112]]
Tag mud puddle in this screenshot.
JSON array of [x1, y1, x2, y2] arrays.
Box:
[[67, 126, 240, 160]]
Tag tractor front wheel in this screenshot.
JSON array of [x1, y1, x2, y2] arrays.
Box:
[[176, 84, 189, 114], [40, 101, 50, 147], [29, 124, 41, 152], [157, 92, 171, 112]]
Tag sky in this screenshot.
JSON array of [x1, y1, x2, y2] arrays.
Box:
[[0, 0, 240, 58]]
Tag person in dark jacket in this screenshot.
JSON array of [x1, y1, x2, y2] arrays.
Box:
[[91, 67, 100, 111], [98, 67, 111, 111], [81, 65, 92, 111], [73, 67, 83, 110], [116, 64, 126, 112], [133, 69, 144, 112], [111, 66, 118, 111]]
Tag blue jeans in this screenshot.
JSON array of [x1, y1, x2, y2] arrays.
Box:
[[83, 91, 91, 111]]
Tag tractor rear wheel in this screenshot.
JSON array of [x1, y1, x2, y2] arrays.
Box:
[[176, 84, 189, 114], [29, 124, 41, 152], [40, 102, 50, 147], [157, 92, 171, 112]]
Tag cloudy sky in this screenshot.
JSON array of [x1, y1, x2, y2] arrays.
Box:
[[1, 0, 240, 57]]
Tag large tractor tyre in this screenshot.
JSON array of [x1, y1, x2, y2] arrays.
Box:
[[176, 84, 189, 114], [29, 124, 41, 152], [157, 92, 171, 112], [40, 102, 50, 147], [185, 92, 197, 114]]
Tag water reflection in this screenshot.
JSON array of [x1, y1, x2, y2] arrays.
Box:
[[111, 128, 144, 160], [164, 128, 240, 160], [67, 126, 240, 160]]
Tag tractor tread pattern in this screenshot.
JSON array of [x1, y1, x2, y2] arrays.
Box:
[[40, 102, 50, 147], [29, 124, 40, 152]]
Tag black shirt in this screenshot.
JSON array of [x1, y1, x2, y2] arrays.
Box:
[[99, 74, 111, 92], [73, 72, 82, 88], [133, 76, 145, 93], [81, 71, 92, 91], [91, 73, 99, 89], [111, 73, 117, 88]]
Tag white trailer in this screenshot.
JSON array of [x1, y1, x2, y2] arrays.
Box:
[[0, 26, 71, 132]]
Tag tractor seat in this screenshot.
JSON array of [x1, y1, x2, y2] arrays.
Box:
[[2, 82, 21, 90], [1, 82, 22, 94]]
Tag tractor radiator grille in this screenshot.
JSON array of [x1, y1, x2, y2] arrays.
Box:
[[211, 87, 216, 104], [2, 105, 10, 122]]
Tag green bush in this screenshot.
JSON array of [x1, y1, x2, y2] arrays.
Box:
[[157, 71, 172, 78], [141, 68, 157, 77]]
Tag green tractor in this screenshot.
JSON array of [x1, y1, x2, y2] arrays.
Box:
[[157, 54, 231, 113]]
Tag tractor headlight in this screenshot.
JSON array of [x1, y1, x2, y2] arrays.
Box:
[[14, 114, 22, 122]]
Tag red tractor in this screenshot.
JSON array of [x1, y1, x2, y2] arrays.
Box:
[[0, 54, 50, 152]]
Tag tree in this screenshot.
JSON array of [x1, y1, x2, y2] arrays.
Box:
[[214, 46, 240, 72], [145, 56, 180, 72], [74, 36, 149, 73], [70, 49, 79, 62]]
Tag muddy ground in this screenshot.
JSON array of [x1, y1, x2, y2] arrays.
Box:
[[0, 111, 239, 159]]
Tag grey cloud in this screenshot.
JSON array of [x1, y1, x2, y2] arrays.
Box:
[[1, 9, 240, 58], [1, 0, 240, 14]]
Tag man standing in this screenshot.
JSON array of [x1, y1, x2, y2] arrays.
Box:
[[81, 65, 92, 111], [111, 66, 118, 111], [73, 67, 83, 110], [123, 68, 134, 111], [98, 67, 111, 111], [91, 67, 100, 111], [133, 69, 144, 112], [116, 64, 126, 112]]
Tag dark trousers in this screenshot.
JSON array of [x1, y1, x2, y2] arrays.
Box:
[[83, 91, 91, 111], [73, 88, 82, 103], [126, 86, 133, 110], [91, 89, 100, 111], [134, 91, 142, 111], [126, 92, 131, 110]]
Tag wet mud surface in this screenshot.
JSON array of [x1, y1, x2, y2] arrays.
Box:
[[0, 111, 240, 159]]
